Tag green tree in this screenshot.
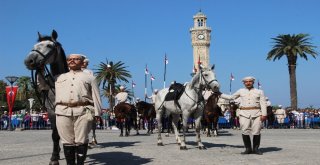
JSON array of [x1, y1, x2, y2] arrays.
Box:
[[16, 76, 32, 101], [0, 80, 8, 102], [95, 60, 132, 110], [267, 34, 318, 110]]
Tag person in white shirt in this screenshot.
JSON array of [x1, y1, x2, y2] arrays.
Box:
[[146, 89, 158, 104], [115, 86, 128, 105], [275, 105, 287, 128]]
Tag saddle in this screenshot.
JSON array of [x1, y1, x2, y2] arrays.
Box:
[[165, 82, 185, 109]]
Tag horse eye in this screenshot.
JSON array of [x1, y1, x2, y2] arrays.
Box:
[[47, 44, 53, 48], [204, 74, 208, 76]]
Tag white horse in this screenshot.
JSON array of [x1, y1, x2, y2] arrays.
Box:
[[154, 67, 220, 150]]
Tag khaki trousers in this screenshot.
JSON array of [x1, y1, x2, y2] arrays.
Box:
[[56, 114, 92, 145], [239, 115, 262, 135]]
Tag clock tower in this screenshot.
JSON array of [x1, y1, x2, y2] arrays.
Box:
[[190, 10, 212, 72]]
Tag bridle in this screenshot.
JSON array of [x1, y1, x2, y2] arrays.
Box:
[[30, 41, 59, 108], [199, 69, 219, 91]]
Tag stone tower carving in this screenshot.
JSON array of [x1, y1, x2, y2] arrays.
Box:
[[190, 10, 211, 72]]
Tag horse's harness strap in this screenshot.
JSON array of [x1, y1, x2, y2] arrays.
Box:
[[240, 106, 260, 110], [56, 101, 93, 107]]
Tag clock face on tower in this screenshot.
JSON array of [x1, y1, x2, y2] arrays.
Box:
[[197, 34, 205, 40]]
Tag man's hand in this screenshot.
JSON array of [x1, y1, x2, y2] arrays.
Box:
[[260, 115, 267, 122]]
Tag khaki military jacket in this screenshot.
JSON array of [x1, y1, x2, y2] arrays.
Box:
[[221, 88, 267, 118], [55, 70, 102, 116], [115, 92, 128, 104], [275, 108, 287, 119]]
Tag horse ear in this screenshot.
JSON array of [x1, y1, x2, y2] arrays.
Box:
[[37, 32, 43, 40], [211, 64, 215, 70], [51, 30, 58, 41]]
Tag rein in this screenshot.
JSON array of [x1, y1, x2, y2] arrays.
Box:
[[30, 42, 59, 109]]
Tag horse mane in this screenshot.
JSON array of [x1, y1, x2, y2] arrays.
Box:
[[189, 68, 212, 89], [189, 71, 201, 89], [38, 36, 69, 76]]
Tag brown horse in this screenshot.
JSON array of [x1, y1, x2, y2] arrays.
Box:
[[203, 93, 223, 137], [229, 101, 240, 129], [114, 102, 139, 136], [135, 101, 156, 134]]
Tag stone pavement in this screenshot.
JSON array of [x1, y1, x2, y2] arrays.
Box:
[[0, 128, 319, 165]]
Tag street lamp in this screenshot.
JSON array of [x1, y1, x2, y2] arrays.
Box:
[[28, 98, 35, 113], [5, 76, 18, 131]]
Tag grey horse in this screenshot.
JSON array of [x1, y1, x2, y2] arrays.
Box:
[[154, 66, 220, 150]]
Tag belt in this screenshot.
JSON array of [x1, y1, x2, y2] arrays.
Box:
[[240, 106, 260, 110], [56, 101, 94, 107]]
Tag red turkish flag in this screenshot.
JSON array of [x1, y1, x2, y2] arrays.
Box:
[[6, 86, 18, 116]]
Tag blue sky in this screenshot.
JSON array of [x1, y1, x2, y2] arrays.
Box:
[[1, 0, 319, 108]]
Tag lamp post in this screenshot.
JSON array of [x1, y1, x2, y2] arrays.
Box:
[[5, 76, 18, 131], [28, 98, 35, 113]]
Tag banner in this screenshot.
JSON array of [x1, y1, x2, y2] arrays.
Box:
[[6, 86, 18, 116]]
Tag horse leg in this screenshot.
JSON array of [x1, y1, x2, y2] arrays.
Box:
[[171, 115, 181, 145], [119, 121, 124, 137], [135, 117, 140, 135], [125, 119, 129, 136], [207, 121, 211, 137], [156, 111, 164, 146], [179, 113, 188, 150], [91, 120, 97, 145], [195, 114, 206, 150], [213, 117, 218, 137], [49, 115, 60, 165]]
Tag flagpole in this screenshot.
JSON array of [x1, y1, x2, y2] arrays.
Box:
[[145, 65, 147, 101], [163, 53, 167, 89], [132, 80, 135, 103], [150, 74, 154, 92], [229, 79, 232, 95]]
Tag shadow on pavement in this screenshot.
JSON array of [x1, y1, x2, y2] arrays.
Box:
[[261, 147, 282, 153], [87, 151, 153, 165], [97, 141, 141, 148]]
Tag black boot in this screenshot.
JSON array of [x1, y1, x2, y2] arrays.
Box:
[[241, 134, 252, 154], [252, 135, 263, 155], [63, 145, 76, 165], [76, 144, 88, 165]]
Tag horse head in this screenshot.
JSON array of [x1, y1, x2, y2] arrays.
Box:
[[190, 66, 220, 92], [24, 30, 68, 76]]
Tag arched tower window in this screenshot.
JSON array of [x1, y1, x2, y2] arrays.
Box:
[[197, 19, 204, 27]]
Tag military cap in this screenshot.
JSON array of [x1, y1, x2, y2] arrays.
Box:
[[242, 76, 255, 82]]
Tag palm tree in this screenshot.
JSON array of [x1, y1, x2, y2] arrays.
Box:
[[95, 60, 132, 110], [16, 76, 32, 101], [267, 34, 318, 110]]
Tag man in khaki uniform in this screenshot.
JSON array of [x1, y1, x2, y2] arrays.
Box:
[[146, 89, 159, 104], [220, 76, 267, 155], [115, 86, 128, 104], [55, 54, 102, 165], [275, 105, 287, 128]]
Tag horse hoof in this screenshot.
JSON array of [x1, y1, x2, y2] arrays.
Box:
[[180, 146, 187, 150], [119, 134, 123, 137], [199, 146, 207, 150], [49, 160, 59, 165], [157, 143, 164, 146]]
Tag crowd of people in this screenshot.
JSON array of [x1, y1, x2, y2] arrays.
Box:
[[0, 110, 50, 130]]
